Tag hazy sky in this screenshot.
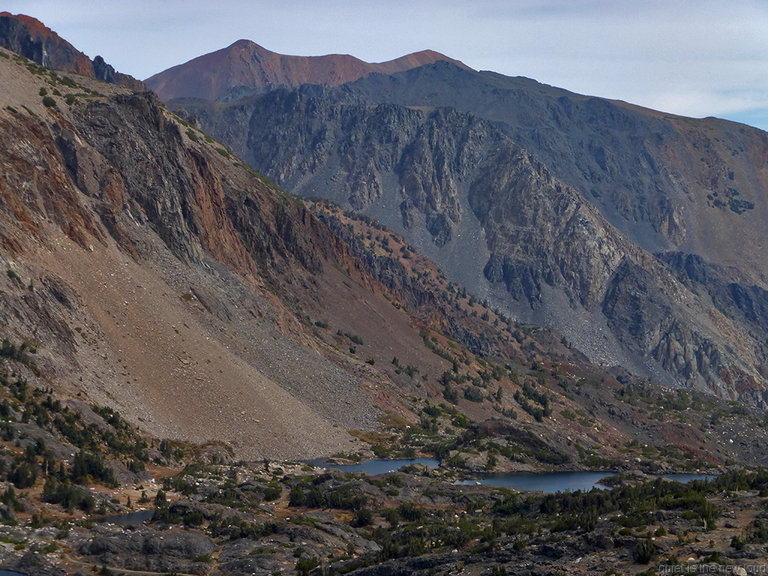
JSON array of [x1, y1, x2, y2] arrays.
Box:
[[5, 0, 768, 130]]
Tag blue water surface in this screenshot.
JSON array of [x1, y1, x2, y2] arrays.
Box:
[[456, 471, 716, 492], [318, 458, 715, 493], [455, 470, 616, 492]]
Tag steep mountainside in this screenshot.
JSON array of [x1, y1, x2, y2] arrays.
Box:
[[0, 46, 403, 460], [4, 25, 764, 470], [145, 39, 470, 102], [0, 12, 144, 90], [0, 38, 681, 466], [168, 62, 768, 405]]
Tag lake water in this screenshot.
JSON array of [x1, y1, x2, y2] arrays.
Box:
[[455, 470, 617, 492], [0, 571, 28, 576], [456, 471, 716, 492], [658, 473, 717, 484], [318, 459, 714, 493]]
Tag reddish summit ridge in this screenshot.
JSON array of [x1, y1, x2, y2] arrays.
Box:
[[0, 12, 144, 90], [0, 11, 92, 74], [145, 39, 472, 102]]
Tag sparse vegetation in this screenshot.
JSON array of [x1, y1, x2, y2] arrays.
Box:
[[186, 128, 200, 142]]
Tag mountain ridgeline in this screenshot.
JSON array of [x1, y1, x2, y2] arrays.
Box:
[[0, 11, 144, 90], [145, 39, 471, 102], [165, 56, 768, 406]]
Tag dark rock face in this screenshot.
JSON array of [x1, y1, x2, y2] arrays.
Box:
[[173, 90, 504, 248], [52, 90, 337, 281], [4, 550, 66, 576], [168, 61, 768, 403], [661, 251, 768, 334], [77, 526, 215, 573], [0, 12, 92, 74], [333, 63, 767, 258], [92, 55, 119, 83], [467, 145, 625, 310]]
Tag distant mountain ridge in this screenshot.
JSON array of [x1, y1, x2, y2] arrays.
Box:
[[0, 12, 144, 90], [144, 39, 471, 101], [166, 57, 768, 405]]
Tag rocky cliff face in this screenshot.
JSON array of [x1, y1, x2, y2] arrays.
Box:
[[174, 89, 503, 246], [168, 63, 768, 404], [466, 140, 766, 399], [0, 12, 144, 90], [333, 64, 768, 283]]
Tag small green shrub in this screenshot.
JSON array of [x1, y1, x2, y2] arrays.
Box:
[[633, 538, 657, 564], [185, 128, 200, 142], [463, 386, 484, 403], [296, 556, 320, 576], [263, 483, 282, 501], [352, 507, 373, 527]]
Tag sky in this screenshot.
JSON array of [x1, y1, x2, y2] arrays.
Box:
[[5, 0, 768, 131]]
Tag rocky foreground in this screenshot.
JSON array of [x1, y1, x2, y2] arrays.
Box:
[[0, 327, 766, 575], [0, 332, 765, 575], [2, 458, 768, 576]]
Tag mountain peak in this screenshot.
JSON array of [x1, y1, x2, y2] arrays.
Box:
[[145, 40, 471, 102], [0, 11, 92, 74], [0, 12, 144, 90]]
